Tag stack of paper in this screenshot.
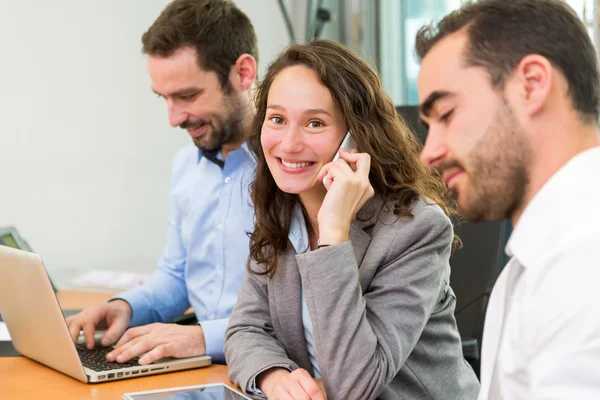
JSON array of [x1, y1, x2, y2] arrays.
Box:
[[71, 269, 149, 290]]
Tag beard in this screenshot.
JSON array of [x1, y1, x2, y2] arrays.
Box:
[[444, 101, 532, 222], [181, 92, 246, 154]]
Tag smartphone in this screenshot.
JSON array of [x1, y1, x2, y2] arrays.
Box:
[[323, 131, 357, 189]]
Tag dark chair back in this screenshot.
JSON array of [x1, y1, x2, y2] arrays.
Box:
[[396, 105, 428, 144], [450, 220, 510, 377]]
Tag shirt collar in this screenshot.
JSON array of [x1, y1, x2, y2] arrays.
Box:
[[288, 202, 311, 254], [196, 141, 253, 167], [286, 194, 385, 255], [506, 146, 600, 269], [200, 149, 225, 168]]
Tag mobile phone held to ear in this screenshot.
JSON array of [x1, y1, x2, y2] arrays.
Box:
[[323, 131, 357, 189]]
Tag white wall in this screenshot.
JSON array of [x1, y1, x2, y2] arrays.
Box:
[[0, 0, 291, 282], [237, 0, 300, 74]]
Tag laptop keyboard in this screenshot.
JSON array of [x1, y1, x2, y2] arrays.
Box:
[[76, 343, 141, 371]]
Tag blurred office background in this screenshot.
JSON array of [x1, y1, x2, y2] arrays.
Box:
[[311, 0, 598, 104], [0, 0, 597, 285]]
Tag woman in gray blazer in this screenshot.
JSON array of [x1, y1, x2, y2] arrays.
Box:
[[225, 40, 479, 400]]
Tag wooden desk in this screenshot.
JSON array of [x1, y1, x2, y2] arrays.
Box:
[[0, 291, 235, 400]]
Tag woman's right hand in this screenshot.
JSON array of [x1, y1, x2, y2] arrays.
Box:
[[316, 149, 374, 246], [258, 368, 327, 400]]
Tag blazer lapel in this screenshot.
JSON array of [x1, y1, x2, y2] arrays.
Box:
[[349, 221, 371, 266], [271, 247, 314, 373], [349, 195, 383, 266]]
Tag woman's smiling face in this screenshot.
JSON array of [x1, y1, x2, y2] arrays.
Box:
[[261, 65, 347, 195]]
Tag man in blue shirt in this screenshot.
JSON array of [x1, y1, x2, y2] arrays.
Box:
[[66, 0, 257, 364]]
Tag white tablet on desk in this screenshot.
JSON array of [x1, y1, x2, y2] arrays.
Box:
[[122, 383, 252, 400]]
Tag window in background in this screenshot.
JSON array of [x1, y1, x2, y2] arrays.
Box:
[[303, 0, 379, 69], [302, 0, 344, 43], [564, 0, 597, 42], [379, 0, 464, 106], [378, 0, 598, 106]]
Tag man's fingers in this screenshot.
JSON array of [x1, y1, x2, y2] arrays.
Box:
[[114, 330, 133, 348], [82, 321, 96, 349], [100, 316, 128, 347], [115, 325, 149, 348], [106, 337, 137, 362], [115, 338, 156, 363], [138, 343, 168, 365], [68, 319, 82, 344]]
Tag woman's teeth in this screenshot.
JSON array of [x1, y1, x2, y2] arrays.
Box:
[[281, 160, 312, 169]]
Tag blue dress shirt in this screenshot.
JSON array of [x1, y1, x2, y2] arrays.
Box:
[[117, 143, 255, 363]]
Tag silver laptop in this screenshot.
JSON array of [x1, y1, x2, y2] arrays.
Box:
[[0, 245, 211, 383]]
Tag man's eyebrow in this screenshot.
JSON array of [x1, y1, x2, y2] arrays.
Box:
[[151, 87, 202, 97], [418, 90, 453, 118]]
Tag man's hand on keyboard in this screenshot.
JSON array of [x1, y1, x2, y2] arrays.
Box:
[[105, 323, 206, 365], [66, 300, 132, 350]]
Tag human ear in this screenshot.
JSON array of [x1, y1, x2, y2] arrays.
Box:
[[230, 54, 257, 91], [511, 54, 553, 117]]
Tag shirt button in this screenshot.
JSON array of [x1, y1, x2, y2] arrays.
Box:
[[217, 223, 224, 231], [208, 314, 215, 320], [216, 267, 223, 277], [224, 177, 231, 184]]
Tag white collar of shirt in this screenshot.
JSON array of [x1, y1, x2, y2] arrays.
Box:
[[505, 146, 600, 271]]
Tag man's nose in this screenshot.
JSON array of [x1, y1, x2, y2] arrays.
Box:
[[167, 100, 188, 128], [420, 128, 447, 167]]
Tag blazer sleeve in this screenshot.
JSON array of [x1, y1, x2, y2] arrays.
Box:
[[296, 203, 453, 400], [225, 261, 300, 395]]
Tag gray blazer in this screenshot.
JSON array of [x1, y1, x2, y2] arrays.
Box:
[[225, 197, 480, 400]]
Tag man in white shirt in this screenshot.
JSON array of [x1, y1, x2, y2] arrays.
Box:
[[415, 0, 600, 399]]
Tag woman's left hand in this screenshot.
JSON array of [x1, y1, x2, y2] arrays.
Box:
[[316, 148, 374, 245]]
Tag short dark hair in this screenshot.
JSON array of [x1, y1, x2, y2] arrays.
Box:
[[415, 0, 600, 123], [142, 0, 258, 90]]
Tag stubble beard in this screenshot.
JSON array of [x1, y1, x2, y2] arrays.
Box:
[[457, 102, 532, 222], [187, 92, 247, 154]]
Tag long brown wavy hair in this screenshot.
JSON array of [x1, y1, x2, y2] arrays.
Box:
[[248, 40, 459, 276]]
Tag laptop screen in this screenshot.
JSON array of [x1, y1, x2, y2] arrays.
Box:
[[0, 233, 19, 249]]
